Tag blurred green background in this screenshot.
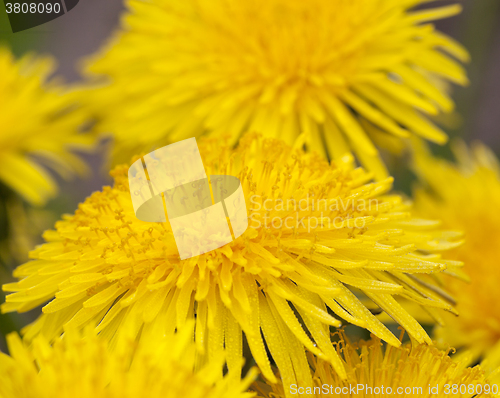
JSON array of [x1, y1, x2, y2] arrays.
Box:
[[0, 0, 499, 351]]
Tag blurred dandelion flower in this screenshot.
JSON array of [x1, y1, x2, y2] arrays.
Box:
[[413, 141, 500, 366], [0, 47, 93, 206], [0, 322, 256, 398], [253, 331, 499, 398], [2, 134, 462, 385], [86, 0, 468, 177]]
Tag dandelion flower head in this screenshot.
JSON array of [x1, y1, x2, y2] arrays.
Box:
[[253, 331, 500, 398], [87, 0, 468, 177], [0, 323, 256, 398], [0, 47, 92, 205], [413, 141, 500, 364], [3, 134, 463, 386]]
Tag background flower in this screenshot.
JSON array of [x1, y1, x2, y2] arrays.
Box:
[[0, 47, 96, 342], [85, 0, 467, 177], [252, 331, 500, 398], [0, 47, 93, 206], [3, 134, 463, 387], [412, 140, 500, 366], [0, 322, 256, 398]]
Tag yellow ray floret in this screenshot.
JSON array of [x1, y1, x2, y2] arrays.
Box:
[[0, 47, 93, 205], [86, 0, 468, 177], [3, 134, 463, 387], [0, 322, 257, 398], [253, 331, 500, 398], [412, 140, 500, 367]]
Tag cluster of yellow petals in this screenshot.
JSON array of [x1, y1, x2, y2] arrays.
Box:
[[0, 322, 256, 398], [3, 134, 463, 387], [253, 331, 499, 398], [86, 0, 468, 177], [413, 141, 500, 365], [0, 47, 92, 205], [3, 0, 499, 397]]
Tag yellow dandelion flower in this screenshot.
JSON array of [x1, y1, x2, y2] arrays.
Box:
[[0, 322, 256, 398], [0, 47, 93, 206], [253, 331, 500, 398], [86, 0, 468, 177], [412, 141, 500, 365], [2, 134, 463, 386]]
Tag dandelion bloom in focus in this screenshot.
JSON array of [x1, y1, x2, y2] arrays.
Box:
[[0, 323, 256, 398], [413, 141, 500, 365], [86, 0, 467, 177], [253, 331, 500, 398], [3, 134, 463, 386], [0, 47, 92, 206]]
